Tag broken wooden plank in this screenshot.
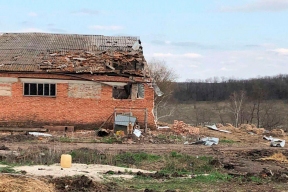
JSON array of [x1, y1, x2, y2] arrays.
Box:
[[0, 128, 48, 132]]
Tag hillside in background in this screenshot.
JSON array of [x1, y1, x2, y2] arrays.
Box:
[[158, 74, 288, 130], [174, 74, 288, 102]]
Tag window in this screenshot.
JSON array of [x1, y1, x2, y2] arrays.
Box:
[[24, 83, 56, 96], [112, 84, 131, 99], [137, 83, 145, 98], [112, 83, 144, 99]]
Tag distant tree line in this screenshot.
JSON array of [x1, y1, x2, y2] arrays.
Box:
[[174, 74, 288, 102]]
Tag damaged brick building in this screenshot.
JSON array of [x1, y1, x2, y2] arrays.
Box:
[[0, 33, 156, 130]]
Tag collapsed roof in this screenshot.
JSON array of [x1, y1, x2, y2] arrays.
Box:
[[0, 33, 149, 77]]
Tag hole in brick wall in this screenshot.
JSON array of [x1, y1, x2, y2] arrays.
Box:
[[112, 83, 131, 99]]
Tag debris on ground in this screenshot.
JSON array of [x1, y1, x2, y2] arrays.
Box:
[[173, 120, 200, 135], [133, 129, 142, 137], [116, 130, 125, 137], [28, 132, 52, 137], [263, 135, 285, 147], [206, 124, 231, 133], [184, 137, 219, 146], [157, 126, 170, 129], [0, 174, 54, 192]]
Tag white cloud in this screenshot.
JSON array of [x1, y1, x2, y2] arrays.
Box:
[[272, 48, 288, 55], [183, 53, 202, 58], [89, 25, 123, 31], [153, 52, 202, 58], [153, 53, 174, 57], [72, 9, 99, 15], [28, 12, 38, 17], [220, 0, 288, 12]]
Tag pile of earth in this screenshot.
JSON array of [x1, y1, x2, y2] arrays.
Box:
[[49, 175, 116, 192]]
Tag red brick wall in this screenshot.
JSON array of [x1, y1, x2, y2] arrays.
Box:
[[0, 73, 155, 129]]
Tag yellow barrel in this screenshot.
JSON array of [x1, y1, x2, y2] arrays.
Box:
[[60, 154, 72, 168]]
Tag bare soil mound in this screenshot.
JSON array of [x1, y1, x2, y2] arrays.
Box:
[[50, 175, 111, 192], [0, 174, 55, 192]]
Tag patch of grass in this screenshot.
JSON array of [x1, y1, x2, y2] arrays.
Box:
[[115, 152, 161, 166], [0, 166, 17, 173], [248, 176, 263, 183], [114, 172, 232, 192], [220, 139, 236, 144], [101, 136, 119, 144], [159, 154, 214, 175], [170, 151, 182, 158], [194, 172, 232, 182], [169, 135, 183, 140], [156, 134, 167, 139], [58, 137, 74, 143]]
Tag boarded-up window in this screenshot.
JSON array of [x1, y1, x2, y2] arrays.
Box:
[[0, 83, 12, 96], [68, 83, 101, 99]]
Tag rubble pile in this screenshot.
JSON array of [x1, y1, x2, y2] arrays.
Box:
[[38, 50, 148, 76], [172, 120, 200, 135]]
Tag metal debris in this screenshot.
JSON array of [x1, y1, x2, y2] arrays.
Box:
[[184, 137, 219, 146], [206, 124, 231, 133], [133, 129, 142, 137], [28, 132, 52, 137], [263, 135, 285, 147], [157, 126, 170, 129]]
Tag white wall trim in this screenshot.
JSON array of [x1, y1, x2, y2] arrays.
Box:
[[19, 78, 101, 85], [0, 77, 18, 83]]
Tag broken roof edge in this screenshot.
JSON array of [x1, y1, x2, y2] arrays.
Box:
[[0, 32, 140, 40], [9, 72, 153, 83]]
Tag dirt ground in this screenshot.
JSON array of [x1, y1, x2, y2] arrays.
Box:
[[1, 124, 288, 191]]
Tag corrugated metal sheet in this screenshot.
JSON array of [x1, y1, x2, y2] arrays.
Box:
[[115, 115, 136, 126]]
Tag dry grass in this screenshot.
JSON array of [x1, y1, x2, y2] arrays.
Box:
[[259, 153, 288, 163], [0, 174, 55, 192]]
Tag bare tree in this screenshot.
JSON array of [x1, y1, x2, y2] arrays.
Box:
[[148, 59, 178, 123], [228, 90, 246, 127], [260, 102, 284, 129]]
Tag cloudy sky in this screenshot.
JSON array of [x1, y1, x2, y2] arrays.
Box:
[[0, 0, 288, 81]]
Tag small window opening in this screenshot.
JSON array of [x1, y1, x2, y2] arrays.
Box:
[[137, 83, 145, 98], [23, 83, 56, 97], [112, 84, 131, 99]]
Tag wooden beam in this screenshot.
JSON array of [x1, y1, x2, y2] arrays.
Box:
[[0, 128, 47, 132]]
